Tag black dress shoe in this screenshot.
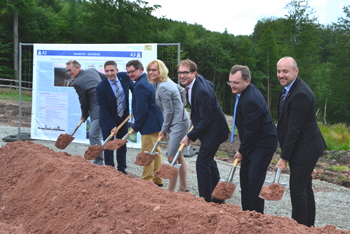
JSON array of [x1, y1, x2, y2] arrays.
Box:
[[212, 198, 225, 204], [118, 170, 128, 175]]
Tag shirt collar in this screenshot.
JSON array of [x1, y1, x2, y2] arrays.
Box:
[[284, 78, 296, 93], [186, 78, 196, 90]]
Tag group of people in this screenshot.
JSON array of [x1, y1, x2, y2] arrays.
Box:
[[66, 56, 326, 227]]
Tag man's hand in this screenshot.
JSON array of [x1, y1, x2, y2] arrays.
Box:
[[233, 152, 243, 161], [158, 132, 166, 139], [180, 135, 190, 147], [81, 117, 86, 123], [276, 158, 288, 170], [111, 127, 118, 134]]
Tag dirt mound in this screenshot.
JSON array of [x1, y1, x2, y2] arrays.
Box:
[[0, 141, 348, 233]]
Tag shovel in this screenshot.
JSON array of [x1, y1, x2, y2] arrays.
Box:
[[55, 119, 84, 149], [154, 143, 185, 179], [154, 126, 194, 179], [83, 114, 132, 160], [259, 167, 286, 201], [212, 158, 240, 200], [135, 136, 163, 166]]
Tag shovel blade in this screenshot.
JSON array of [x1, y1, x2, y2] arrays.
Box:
[[212, 181, 237, 200]]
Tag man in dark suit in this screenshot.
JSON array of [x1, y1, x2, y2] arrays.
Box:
[[126, 60, 164, 186], [96, 61, 134, 174], [66, 60, 105, 165], [179, 59, 230, 203], [276, 56, 327, 227], [229, 65, 277, 213]]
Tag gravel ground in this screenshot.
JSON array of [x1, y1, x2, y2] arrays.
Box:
[[1, 125, 349, 231]]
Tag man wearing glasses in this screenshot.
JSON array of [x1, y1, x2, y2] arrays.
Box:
[[228, 65, 277, 214], [179, 59, 229, 203], [66, 60, 106, 165], [125, 60, 164, 187]]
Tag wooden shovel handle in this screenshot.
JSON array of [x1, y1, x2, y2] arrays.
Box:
[[104, 114, 133, 144], [116, 113, 133, 131], [233, 158, 240, 167], [178, 126, 195, 152]]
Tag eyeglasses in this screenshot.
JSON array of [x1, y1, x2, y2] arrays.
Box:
[[177, 71, 192, 76], [126, 69, 137, 75], [148, 69, 157, 72], [66, 67, 76, 73], [227, 81, 239, 86]]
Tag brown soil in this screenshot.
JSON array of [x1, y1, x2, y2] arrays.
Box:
[[1, 140, 349, 233], [154, 163, 178, 179], [135, 152, 157, 166], [84, 145, 104, 160], [55, 133, 74, 149], [212, 182, 236, 200], [259, 183, 286, 201], [1, 99, 350, 233], [104, 138, 127, 150]]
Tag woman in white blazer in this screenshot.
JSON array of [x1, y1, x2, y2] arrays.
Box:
[[147, 59, 190, 193]]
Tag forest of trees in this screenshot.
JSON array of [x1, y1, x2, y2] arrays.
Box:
[[0, 0, 349, 124]]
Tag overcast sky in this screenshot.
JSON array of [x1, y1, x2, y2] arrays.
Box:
[[146, 0, 347, 35]]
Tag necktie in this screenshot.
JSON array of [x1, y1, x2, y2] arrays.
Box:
[[185, 87, 190, 106], [279, 88, 287, 117], [115, 81, 124, 117], [230, 95, 240, 142]]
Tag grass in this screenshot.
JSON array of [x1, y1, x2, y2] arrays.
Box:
[[0, 88, 32, 102], [319, 123, 350, 151], [326, 165, 350, 172], [216, 151, 228, 158]]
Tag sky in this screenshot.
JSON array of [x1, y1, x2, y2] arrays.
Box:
[[146, 0, 347, 35]]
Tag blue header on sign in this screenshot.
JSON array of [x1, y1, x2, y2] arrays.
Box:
[[36, 50, 142, 58]]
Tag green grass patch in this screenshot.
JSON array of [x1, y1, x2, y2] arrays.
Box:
[[216, 151, 228, 158], [326, 165, 350, 172], [0, 88, 32, 102], [319, 123, 350, 151]]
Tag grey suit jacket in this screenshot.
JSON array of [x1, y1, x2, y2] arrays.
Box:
[[73, 68, 105, 121], [155, 79, 189, 133]]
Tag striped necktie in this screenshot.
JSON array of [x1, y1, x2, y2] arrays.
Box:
[[115, 81, 123, 117], [230, 95, 240, 142], [279, 88, 287, 117]]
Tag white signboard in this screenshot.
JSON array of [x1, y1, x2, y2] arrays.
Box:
[[31, 43, 158, 149]]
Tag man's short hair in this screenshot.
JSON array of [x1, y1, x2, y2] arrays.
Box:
[[104, 60, 117, 68], [230, 65, 251, 81], [66, 60, 81, 68], [126, 60, 144, 71]]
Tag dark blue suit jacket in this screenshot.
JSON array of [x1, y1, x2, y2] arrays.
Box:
[[277, 77, 326, 164], [96, 72, 134, 132], [235, 83, 277, 157], [131, 73, 163, 135], [187, 75, 229, 147]]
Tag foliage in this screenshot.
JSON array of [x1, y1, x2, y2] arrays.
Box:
[[319, 123, 350, 150], [0, 0, 349, 124]]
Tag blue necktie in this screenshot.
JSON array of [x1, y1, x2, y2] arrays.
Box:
[[230, 95, 240, 142], [115, 81, 123, 117]]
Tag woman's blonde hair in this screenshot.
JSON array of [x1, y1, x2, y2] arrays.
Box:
[[147, 59, 169, 84]]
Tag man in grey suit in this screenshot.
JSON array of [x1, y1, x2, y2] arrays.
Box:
[[66, 60, 105, 165], [275, 56, 327, 227]]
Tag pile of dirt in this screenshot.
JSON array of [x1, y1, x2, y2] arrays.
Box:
[[0, 141, 348, 233]]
